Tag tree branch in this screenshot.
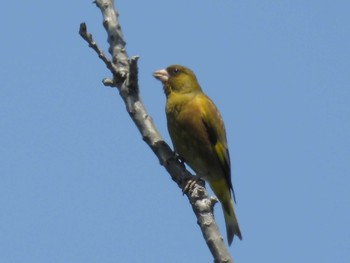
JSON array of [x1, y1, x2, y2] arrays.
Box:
[[80, 0, 234, 262]]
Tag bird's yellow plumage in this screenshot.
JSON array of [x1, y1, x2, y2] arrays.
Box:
[[153, 65, 242, 245]]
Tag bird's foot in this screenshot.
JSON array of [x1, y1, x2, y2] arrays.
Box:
[[182, 175, 203, 195]]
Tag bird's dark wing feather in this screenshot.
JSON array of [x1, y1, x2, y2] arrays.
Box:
[[199, 95, 236, 202]]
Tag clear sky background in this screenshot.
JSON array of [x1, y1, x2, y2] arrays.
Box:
[[1, 1, 349, 262]]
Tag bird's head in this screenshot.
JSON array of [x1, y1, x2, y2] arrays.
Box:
[[153, 65, 202, 96]]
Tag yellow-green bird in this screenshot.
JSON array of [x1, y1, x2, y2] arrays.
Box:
[[153, 65, 242, 245]]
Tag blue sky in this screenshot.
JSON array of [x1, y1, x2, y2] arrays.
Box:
[[1, 1, 349, 262]]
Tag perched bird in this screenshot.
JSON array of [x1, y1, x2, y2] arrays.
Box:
[[153, 65, 242, 245]]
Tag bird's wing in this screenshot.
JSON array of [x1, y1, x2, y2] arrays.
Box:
[[197, 94, 235, 201]]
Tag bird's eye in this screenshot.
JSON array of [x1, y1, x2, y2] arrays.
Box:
[[172, 68, 179, 75]]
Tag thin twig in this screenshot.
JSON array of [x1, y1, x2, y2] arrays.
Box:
[[79, 23, 120, 82]]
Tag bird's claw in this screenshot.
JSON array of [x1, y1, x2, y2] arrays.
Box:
[[182, 176, 202, 195]]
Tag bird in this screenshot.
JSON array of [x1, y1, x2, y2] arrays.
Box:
[[153, 64, 242, 245]]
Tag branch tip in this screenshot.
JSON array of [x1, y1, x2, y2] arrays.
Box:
[[210, 196, 219, 207], [79, 22, 87, 34], [102, 78, 115, 87]]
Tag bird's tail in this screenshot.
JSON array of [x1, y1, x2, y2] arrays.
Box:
[[209, 179, 242, 245], [222, 197, 242, 245]]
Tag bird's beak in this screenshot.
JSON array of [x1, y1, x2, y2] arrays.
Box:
[[152, 69, 169, 83]]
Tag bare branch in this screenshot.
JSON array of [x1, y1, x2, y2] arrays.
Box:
[[79, 22, 119, 82], [94, 0, 128, 78], [80, 1, 234, 262]]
